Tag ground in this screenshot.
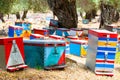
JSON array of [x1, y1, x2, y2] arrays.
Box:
[[0, 55, 120, 80]]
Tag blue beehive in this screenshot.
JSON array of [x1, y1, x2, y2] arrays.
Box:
[[70, 40, 88, 57], [43, 27, 56, 35], [15, 22, 31, 38], [23, 39, 66, 69], [49, 19, 59, 28], [86, 29, 118, 76], [56, 28, 70, 37], [8, 25, 23, 37]]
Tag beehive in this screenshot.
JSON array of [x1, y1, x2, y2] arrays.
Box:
[[8, 25, 23, 37], [23, 39, 66, 69], [0, 37, 27, 71], [43, 27, 56, 35], [69, 28, 83, 37], [86, 29, 118, 76], [15, 22, 31, 38], [49, 19, 59, 28], [33, 28, 49, 37], [49, 35, 65, 40], [30, 34, 44, 40], [70, 40, 88, 57], [56, 28, 70, 37]]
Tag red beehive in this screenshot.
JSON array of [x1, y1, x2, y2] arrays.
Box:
[[30, 33, 44, 40], [0, 37, 27, 71], [33, 28, 49, 36]]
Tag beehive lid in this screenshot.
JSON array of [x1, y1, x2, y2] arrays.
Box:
[[57, 28, 70, 31], [49, 35, 65, 40], [70, 40, 87, 44], [70, 28, 82, 31], [31, 34, 44, 38], [9, 25, 23, 30], [23, 39, 65, 44], [89, 29, 118, 38]]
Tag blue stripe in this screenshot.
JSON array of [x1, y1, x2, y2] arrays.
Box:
[[105, 64, 114, 68], [107, 53, 115, 59], [98, 38, 117, 41], [96, 52, 116, 59], [97, 47, 116, 51], [96, 64, 114, 68], [96, 52, 105, 59]]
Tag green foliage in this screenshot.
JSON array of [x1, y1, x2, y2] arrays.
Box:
[[10, 0, 49, 14], [29, 0, 49, 13], [76, 0, 97, 13], [11, 0, 29, 13], [0, 0, 14, 14]]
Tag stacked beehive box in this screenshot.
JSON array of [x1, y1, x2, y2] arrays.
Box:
[[23, 39, 66, 69], [86, 29, 118, 76]]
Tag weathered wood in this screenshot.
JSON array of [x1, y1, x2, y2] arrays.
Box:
[[16, 12, 20, 20], [22, 10, 28, 20], [99, 2, 119, 29], [0, 13, 5, 22]]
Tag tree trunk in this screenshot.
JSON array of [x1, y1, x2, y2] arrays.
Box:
[[0, 13, 5, 23], [47, 0, 78, 29], [16, 12, 20, 20], [99, 2, 119, 29], [22, 10, 28, 21], [85, 9, 97, 22]]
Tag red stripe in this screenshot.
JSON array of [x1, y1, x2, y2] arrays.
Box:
[[49, 35, 65, 40], [96, 60, 105, 62], [96, 60, 114, 63], [89, 30, 118, 38], [106, 60, 114, 63], [30, 34, 44, 38]]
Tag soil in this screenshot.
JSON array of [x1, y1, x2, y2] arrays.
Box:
[[0, 57, 119, 80]]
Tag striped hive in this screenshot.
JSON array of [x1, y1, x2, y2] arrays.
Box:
[[86, 29, 118, 76]]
